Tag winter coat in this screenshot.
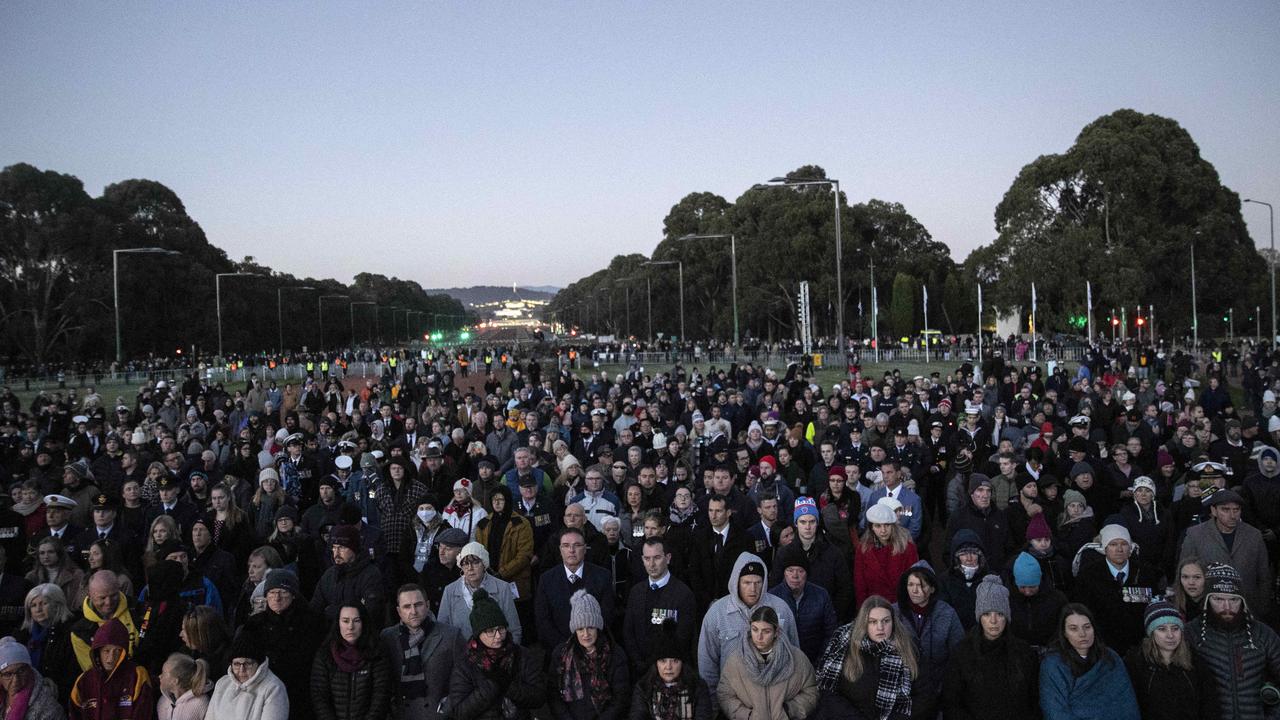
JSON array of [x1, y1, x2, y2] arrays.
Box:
[[439, 575, 523, 645], [696, 553, 798, 696], [17, 620, 79, 704], [208, 660, 289, 720], [0, 672, 65, 720], [1122, 646, 1220, 720], [547, 638, 630, 720], [772, 537, 853, 619], [1179, 519, 1274, 617], [627, 671, 712, 720], [236, 602, 324, 720], [1038, 649, 1139, 720], [1008, 584, 1068, 649], [475, 512, 535, 599], [768, 580, 838, 664], [854, 541, 918, 608], [1070, 561, 1164, 657], [946, 501, 1010, 570], [69, 619, 155, 720], [447, 643, 545, 720], [893, 568, 963, 708], [310, 555, 388, 625], [156, 685, 210, 720], [310, 641, 393, 720], [70, 592, 139, 672], [1055, 514, 1096, 566], [716, 635, 817, 720], [814, 646, 929, 720], [942, 629, 1040, 720], [1187, 616, 1280, 720], [379, 619, 462, 720]]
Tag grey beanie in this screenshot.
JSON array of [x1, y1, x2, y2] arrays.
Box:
[[568, 589, 604, 632], [974, 574, 1010, 621]]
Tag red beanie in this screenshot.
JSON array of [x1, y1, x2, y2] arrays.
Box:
[[1026, 513, 1052, 542]]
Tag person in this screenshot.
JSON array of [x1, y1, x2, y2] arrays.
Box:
[[208, 634, 290, 720], [780, 497, 853, 618], [1008, 551, 1068, 649], [68, 618, 155, 720], [1038, 603, 1139, 720], [134, 560, 190, 677], [379, 583, 462, 720], [1171, 557, 1206, 623], [688, 494, 751, 610], [893, 561, 962, 715], [768, 542, 838, 665], [0, 636, 65, 719], [230, 546, 283, 630], [27, 537, 84, 611], [1186, 562, 1280, 720], [310, 603, 392, 720], [715, 605, 817, 720], [1055, 489, 1096, 563], [937, 530, 988, 632], [235, 570, 323, 720], [942, 575, 1040, 720], [15, 583, 78, 704], [69, 571, 138, 672], [156, 652, 210, 720], [1010, 513, 1070, 594], [310, 524, 387, 624], [1071, 523, 1163, 656], [946, 474, 1011, 571], [813, 595, 924, 719], [474, 486, 535, 604], [177, 605, 231, 682], [1178, 488, 1273, 617], [419, 527, 467, 611], [548, 589, 629, 719], [855, 502, 919, 608], [623, 536, 697, 676], [696, 554, 797, 697], [535, 527, 614, 651], [85, 540, 135, 603], [442, 479, 486, 540], [629, 618, 712, 720], [438, 543, 522, 644], [446, 589, 545, 720], [398, 498, 446, 590], [1122, 600, 1219, 720]]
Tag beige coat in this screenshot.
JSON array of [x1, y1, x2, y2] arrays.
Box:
[[716, 641, 818, 720]]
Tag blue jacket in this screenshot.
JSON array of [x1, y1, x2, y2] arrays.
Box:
[[1039, 648, 1139, 720], [768, 580, 838, 664], [864, 486, 923, 540]]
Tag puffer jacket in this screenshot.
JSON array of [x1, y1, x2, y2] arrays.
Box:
[[310, 555, 388, 624], [1186, 616, 1280, 720], [892, 562, 963, 710], [309, 642, 392, 720], [447, 643, 545, 720], [208, 660, 289, 720], [2, 671, 64, 720]]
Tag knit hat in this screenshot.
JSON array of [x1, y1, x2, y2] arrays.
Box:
[[263, 569, 300, 597], [866, 503, 897, 525], [1099, 523, 1131, 548], [1204, 562, 1244, 600], [457, 541, 490, 568], [569, 589, 605, 632], [793, 496, 819, 522], [258, 467, 280, 485], [1013, 552, 1042, 587], [974, 574, 1010, 620], [774, 542, 810, 573], [967, 473, 992, 495], [230, 633, 267, 664], [1063, 489, 1087, 508], [1069, 462, 1093, 480], [452, 478, 473, 495], [274, 505, 298, 523], [1129, 476, 1156, 494], [1156, 449, 1175, 468], [739, 561, 765, 579], [649, 619, 686, 663], [468, 589, 508, 637], [0, 638, 30, 670], [1143, 600, 1184, 636], [330, 524, 361, 552], [1025, 513, 1052, 542]]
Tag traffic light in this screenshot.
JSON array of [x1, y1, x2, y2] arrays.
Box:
[[459, 331, 471, 341], [1068, 315, 1087, 330], [1224, 315, 1230, 322], [1111, 317, 1120, 327], [1136, 317, 1145, 326]]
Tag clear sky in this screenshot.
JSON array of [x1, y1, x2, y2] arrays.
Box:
[[3, 2, 1278, 288]]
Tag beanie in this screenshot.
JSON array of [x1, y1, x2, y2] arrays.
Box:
[[230, 633, 267, 664], [1099, 523, 1132, 548], [457, 541, 490, 569], [274, 504, 298, 523], [648, 619, 686, 664], [1025, 513, 1052, 542], [1204, 562, 1244, 600], [468, 589, 508, 637], [967, 473, 992, 495], [1012, 552, 1043, 587], [1156, 449, 1175, 468], [0, 638, 30, 670], [1063, 491, 1087, 513], [973, 574, 1010, 621], [330, 524, 361, 552], [569, 589, 605, 632], [263, 569, 300, 597], [793, 496, 819, 523], [774, 542, 810, 574], [1143, 600, 1184, 636], [1069, 462, 1094, 480]]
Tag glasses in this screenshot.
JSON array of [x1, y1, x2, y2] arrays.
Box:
[[459, 557, 483, 567], [0, 668, 23, 679], [231, 660, 259, 670]]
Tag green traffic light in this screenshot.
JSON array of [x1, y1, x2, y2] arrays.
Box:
[[460, 331, 471, 341]]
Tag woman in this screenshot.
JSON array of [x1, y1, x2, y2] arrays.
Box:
[[309, 604, 392, 720], [818, 466, 860, 523], [12, 480, 47, 537], [1118, 477, 1171, 571], [251, 469, 288, 541], [145, 515, 181, 573], [668, 487, 698, 534], [1039, 603, 1139, 720], [443, 479, 486, 539], [448, 589, 544, 720], [157, 652, 210, 720], [231, 546, 284, 629], [553, 457, 585, 509], [617, 483, 648, 550], [268, 506, 305, 568], [629, 619, 712, 720], [854, 503, 919, 606], [208, 634, 289, 720], [0, 637, 64, 719], [1054, 489, 1095, 562], [26, 537, 84, 610], [716, 605, 817, 720], [1123, 600, 1219, 720], [179, 605, 232, 681], [475, 486, 535, 602], [143, 461, 168, 504], [1105, 445, 1137, 495], [136, 560, 191, 678], [894, 563, 963, 716], [209, 482, 254, 566], [399, 497, 446, 585], [1171, 558, 1206, 623], [942, 576, 1040, 720], [14, 583, 78, 704], [548, 590, 630, 720], [814, 595, 923, 719], [86, 539, 136, 601]]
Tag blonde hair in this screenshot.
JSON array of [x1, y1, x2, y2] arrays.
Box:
[[1140, 633, 1192, 671], [858, 521, 911, 555], [164, 652, 208, 695], [843, 596, 918, 683]]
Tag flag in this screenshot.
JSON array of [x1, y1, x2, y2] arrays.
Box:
[[923, 285, 929, 312], [1031, 283, 1038, 333]]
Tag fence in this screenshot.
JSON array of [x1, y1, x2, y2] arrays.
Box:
[[4, 362, 391, 396]]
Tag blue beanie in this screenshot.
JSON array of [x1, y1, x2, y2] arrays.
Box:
[[1013, 552, 1042, 587]]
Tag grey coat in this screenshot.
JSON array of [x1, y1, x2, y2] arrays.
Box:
[[437, 574, 522, 644], [1179, 519, 1273, 617], [379, 618, 464, 720]]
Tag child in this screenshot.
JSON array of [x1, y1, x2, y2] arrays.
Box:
[[70, 618, 155, 719]]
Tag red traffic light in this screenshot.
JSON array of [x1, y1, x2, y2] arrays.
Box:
[[1136, 317, 1145, 326], [1111, 317, 1120, 326]]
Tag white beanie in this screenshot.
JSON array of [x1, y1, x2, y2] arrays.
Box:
[[0, 638, 30, 670], [1265, 389, 1277, 404], [1099, 523, 1132, 548], [1270, 415, 1280, 434], [457, 541, 490, 569]]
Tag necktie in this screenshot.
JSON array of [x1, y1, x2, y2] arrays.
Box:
[[1116, 571, 1126, 585], [99, 532, 107, 541], [569, 574, 580, 587], [714, 533, 724, 555], [651, 582, 659, 591]]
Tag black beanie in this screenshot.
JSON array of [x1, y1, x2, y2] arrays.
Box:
[[230, 633, 266, 664]]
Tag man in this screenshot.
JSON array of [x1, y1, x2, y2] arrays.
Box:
[[1007, 551, 1067, 649], [768, 541, 837, 664], [946, 475, 1011, 570], [571, 466, 620, 532], [73, 492, 124, 565], [778, 497, 853, 618], [310, 523, 387, 623], [485, 413, 519, 474], [69, 570, 139, 670], [420, 527, 468, 610], [1071, 523, 1164, 656], [513, 473, 555, 557], [534, 526, 615, 650], [142, 476, 200, 538], [696, 554, 798, 696], [144, 539, 223, 611], [865, 459, 924, 541], [1180, 487, 1273, 617], [236, 570, 324, 720], [1187, 562, 1280, 720], [536, 503, 608, 574], [301, 476, 345, 538], [30, 494, 83, 567], [437, 541, 522, 643], [622, 536, 697, 676], [502, 446, 547, 499], [697, 464, 756, 526], [380, 583, 462, 720], [689, 494, 752, 610], [746, 493, 780, 567], [749, 455, 795, 520], [60, 460, 99, 527], [278, 432, 322, 506]]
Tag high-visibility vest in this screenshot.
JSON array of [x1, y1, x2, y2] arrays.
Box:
[[306, 362, 314, 372], [320, 361, 329, 372], [389, 357, 397, 368]]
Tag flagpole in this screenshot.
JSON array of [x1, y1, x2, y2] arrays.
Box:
[[1031, 283, 1038, 363], [1086, 281, 1094, 344], [923, 285, 930, 363], [977, 284, 983, 372]]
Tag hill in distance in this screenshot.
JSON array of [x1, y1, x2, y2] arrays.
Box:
[[425, 285, 559, 308]]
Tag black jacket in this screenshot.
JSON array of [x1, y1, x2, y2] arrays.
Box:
[[310, 641, 393, 720], [14, 620, 78, 704], [1071, 560, 1164, 656], [547, 638, 630, 720], [237, 601, 325, 720], [1123, 646, 1220, 720], [771, 536, 853, 619], [447, 644, 545, 720], [535, 563, 616, 651], [1007, 584, 1067, 649], [627, 671, 712, 720], [311, 555, 388, 626], [945, 501, 1010, 570], [688, 524, 752, 610], [941, 628, 1041, 720], [622, 576, 697, 676]]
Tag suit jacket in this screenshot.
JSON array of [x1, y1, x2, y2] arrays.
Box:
[[534, 562, 615, 650], [689, 524, 752, 610]]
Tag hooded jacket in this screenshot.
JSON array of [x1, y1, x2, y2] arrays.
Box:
[[937, 530, 987, 631], [208, 659, 289, 720], [70, 592, 139, 672], [696, 553, 798, 696], [892, 561, 963, 706], [715, 628, 817, 720], [69, 619, 154, 720]]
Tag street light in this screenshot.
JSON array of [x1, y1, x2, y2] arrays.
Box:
[[762, 176, 844, 355], [113, 247, 180, 363], [622, 275, 652, 342], [1245, 199, 1276, 343], [216, 272, 256, 358], [318, 295, 349, 350], [644, 260, 684, 344], [680, 233, 738, 346], [277, 286, 315, 352]]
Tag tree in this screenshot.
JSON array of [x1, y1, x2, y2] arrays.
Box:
[[889, 272, 919, 340]]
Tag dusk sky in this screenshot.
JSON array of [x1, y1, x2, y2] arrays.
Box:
[[3, 2, 1278, 288]]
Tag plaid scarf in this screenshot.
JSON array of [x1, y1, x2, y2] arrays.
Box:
[[815, 622, 854, 691], [860, 637, 911, 720], [558, 638, 612, 709], [650, 681, 697, 720]]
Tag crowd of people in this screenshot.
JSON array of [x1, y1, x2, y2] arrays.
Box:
[[0, 340, 1277, 719]]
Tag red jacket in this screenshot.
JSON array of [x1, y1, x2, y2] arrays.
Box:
[[69, 619, 154, 720], [854, 541, 919, 606]]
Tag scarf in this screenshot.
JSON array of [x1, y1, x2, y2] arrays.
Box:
[[860, 637, 912, 720], [331, 640, 364, 673], [736, 629, 793, 687], [651, 679, 697, 720], [3, 684, 32, 720], [669, 501, 696, 526], [10, 499, 40, 517], [558, 638, 612, 709], [26, 623, 48, 670], [466, 637, 515, 677], [485, 510, 510, 565]]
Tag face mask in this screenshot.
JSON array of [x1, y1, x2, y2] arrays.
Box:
[[961, 564, 979, 580], [417, 509, 437, 524]]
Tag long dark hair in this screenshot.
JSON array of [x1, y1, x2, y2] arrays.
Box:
[[1051, 602, 1110, 669], [327, 603, 379, 656]]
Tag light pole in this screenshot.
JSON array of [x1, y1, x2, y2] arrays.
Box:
[[352, 302, 376, 345], [1245, 199, 1275, 343], [680, 233, 738, 346], [763, 177, 843, 355], [318, 295, 349, 350], [622, 275, 653, 342], [644, 260, 684, 343], [113, 247, 179, 363], [1191, 235, 1199, 350], [277, 286, 315, 352], [216, 272, 255, 358]]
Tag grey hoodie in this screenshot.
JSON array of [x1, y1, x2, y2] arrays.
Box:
[[696, 552, 798, 696]]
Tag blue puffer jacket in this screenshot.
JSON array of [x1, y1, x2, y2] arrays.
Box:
[[1039, 648, 1139, 720], [892, 561, 964, 707], [769, 579, 838, 665]]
